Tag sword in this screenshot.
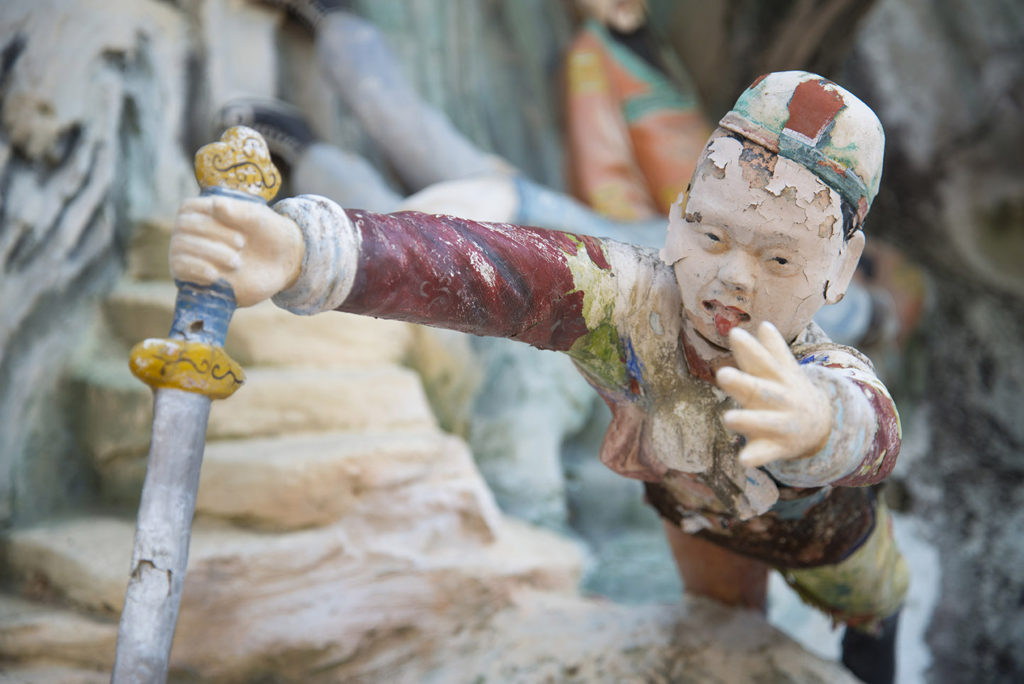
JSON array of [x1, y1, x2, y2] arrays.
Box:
[[112, 126, 280, 683]]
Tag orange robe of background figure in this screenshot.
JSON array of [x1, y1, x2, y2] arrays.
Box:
[[564, 18, 711, 220]]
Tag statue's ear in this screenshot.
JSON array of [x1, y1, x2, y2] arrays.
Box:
[[825, 230, 866, 305]]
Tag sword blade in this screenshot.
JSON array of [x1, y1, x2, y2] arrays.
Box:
[[112, 388, 211, 683]]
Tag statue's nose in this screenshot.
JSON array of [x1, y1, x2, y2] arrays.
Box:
[[717, 250, 757, 295]]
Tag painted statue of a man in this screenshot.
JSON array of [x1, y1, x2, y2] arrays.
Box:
[[171, 71, 908, 684]]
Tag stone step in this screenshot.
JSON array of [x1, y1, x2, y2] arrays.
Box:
[[419, 591, 861, 684], [103, 279, 413, 366], [74, 359, 438, 474], [1, 511, 583, 678], [194, 429, 499, 532], [0, 534, 860, 684], [0, 595, 116, 677], [1, 512, 581, 619], [0, 665, 108, 684]]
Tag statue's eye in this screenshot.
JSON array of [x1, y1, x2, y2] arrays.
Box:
[[699, 230, 727, 253], [766, 254, 798, 274]]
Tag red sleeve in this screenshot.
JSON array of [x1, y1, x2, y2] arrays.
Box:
[[337, 209, 612, 351]]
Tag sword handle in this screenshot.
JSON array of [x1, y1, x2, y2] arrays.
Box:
[[129, 127, 280, 398], [171, 125, 281, 346], [169, 278, 237, 346]]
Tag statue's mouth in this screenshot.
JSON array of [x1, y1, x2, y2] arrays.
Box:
[[703, 300, 750, 337]]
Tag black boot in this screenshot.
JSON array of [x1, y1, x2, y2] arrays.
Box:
[[841, 610, 900, 684]]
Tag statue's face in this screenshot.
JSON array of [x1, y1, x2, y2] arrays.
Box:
[[662, 132, 862, 349], [578, 0, 648, 33]]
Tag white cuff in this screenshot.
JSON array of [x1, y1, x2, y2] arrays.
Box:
[[764, 365, 874, 487], [270, 194, 361, 315]]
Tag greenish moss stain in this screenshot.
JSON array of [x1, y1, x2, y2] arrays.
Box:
[[561, 241, 616, 326], [569, 320, 627, 389], [561, 241, 628, 389], [979, 197, 1024, 276]]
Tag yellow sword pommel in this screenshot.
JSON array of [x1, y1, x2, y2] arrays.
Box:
[[193, 125, 281, 201], [128, 125, 281, 399]]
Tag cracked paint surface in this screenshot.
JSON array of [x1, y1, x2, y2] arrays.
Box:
[[278, 179, 897, 563], [719, 72, 885, 226], [662, 132, 861, 350]]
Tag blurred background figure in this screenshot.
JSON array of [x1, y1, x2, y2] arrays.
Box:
[[564, 0, 710, 220]]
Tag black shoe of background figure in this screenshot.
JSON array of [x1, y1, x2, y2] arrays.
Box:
[[214, 99, 317, 173], [841, 611, 900, 684], [252, 0, 349, 32]]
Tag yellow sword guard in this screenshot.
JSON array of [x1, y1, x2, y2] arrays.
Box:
[[129, 338, 245, 399]]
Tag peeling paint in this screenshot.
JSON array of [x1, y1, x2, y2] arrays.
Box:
[[819, 214, 837, 238], [663, 134, 853, 348], [718, 71, 885, 227], [648, 310, 663, 335], [739, 140, 778, 189]]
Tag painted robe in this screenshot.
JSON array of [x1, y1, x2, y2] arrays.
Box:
[[271, 196, 903, 572], [564, 19, 710, 220]]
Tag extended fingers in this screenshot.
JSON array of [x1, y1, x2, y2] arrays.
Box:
[[722, 409, 800, 439], [756, 322, 800, 371], [716, 367, 788, 408], [728, 322, 804, 382], [737, 439, 789, 468], [728, 327, 783, 380]]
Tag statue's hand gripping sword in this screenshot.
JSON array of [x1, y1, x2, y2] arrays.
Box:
[[112, 126, 280, 683]]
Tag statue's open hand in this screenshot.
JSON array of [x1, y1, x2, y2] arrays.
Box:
[[715, 322, 832, 468], [170, 196, 303, 307]]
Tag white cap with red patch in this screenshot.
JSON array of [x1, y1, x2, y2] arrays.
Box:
[[718, 71, 885, 225]]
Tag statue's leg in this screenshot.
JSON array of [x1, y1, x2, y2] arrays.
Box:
[[293, 142, 403, 213], [841, 610, 900, 684], [316, 11, 506, 191], [778, 499, 908, 684], [661, 520, 769, 611]]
